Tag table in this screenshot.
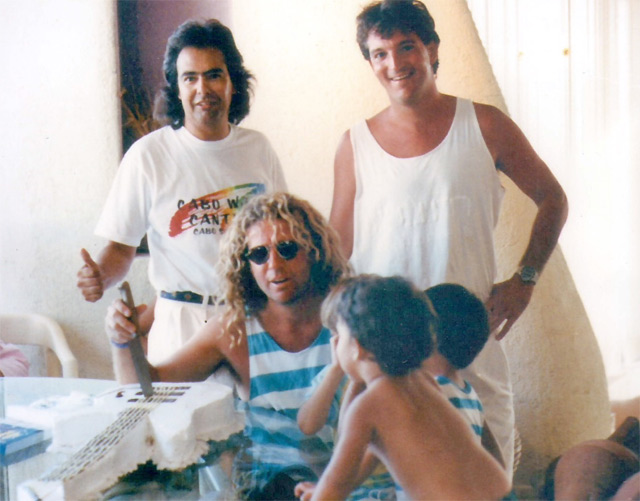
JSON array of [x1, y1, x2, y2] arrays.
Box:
[[0, 377, 117, 500], [0, 378, 333, 500]]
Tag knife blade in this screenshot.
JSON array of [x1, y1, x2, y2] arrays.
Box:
[[118, 281, 154, 398]]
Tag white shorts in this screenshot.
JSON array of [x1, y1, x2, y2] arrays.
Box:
[[461, 336, 515, 480], [146, 294, 219, 365]]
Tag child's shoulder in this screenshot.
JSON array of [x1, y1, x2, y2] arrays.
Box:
[[347, 378, 394, 411], [365, 374, 436, 410], [355, 372, 446, 409]]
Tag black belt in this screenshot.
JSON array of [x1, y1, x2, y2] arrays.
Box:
[[160, 290, 216, 305]]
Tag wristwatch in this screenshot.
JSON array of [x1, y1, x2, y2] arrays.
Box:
[[517, 265, 539, 285]]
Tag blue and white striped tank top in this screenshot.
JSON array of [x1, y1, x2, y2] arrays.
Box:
[[247, 316, 333, 418], [239, 317, 334, 477], [436, 375, 484, 440]]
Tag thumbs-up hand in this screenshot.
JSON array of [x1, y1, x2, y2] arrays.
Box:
[[77, 248, 104, 302]]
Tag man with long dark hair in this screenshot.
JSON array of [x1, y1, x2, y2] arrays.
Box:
[[78, 20, 287, 364]]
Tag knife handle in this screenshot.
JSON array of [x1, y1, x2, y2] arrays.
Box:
[[118, 281, 141, 338]]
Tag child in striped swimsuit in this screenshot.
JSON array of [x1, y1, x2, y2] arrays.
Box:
[[423, 283, 505, 466]]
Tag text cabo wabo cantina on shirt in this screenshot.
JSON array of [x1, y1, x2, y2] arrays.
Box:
[[169, 183, 264, 237]]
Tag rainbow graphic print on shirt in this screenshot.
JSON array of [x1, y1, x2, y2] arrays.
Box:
[[169, 183, 265, 237]]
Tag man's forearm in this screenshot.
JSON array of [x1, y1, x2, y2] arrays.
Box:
[[97, 242, 137, 290], [111, 344, 158, 385], [111, 345, 138, 384], [519, 188, 568, 272]]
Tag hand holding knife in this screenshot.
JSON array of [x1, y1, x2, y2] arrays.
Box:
[[118, 281, 154, 398]]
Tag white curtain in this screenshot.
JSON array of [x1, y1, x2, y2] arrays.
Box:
[[467, 0, 640, 385]]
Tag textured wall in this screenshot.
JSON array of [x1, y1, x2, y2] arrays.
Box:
[[232, 0, 389, 215], [233, 0, 612, 483], [0, 0, 149, 379], [0, 0, 612, 483], [427, 0, 611, 481]]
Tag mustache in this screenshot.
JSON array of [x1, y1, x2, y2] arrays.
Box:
[[195, 95, 222, 106]]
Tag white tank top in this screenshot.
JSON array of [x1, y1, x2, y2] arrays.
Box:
[[350, 98, 504, 300]]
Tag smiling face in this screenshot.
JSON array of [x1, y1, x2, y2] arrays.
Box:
[[244, 219, 313, 305], [176, 46, 234, 140], [366, 30, 438, 106]]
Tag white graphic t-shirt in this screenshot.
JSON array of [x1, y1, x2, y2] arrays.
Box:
[[96, 125, 287, 296]]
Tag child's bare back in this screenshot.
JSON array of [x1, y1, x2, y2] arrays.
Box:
[[360, 371, 510, 500], [307, 275, 511, 500]]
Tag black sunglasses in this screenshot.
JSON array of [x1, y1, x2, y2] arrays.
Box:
[[245, 241, 300, 265]]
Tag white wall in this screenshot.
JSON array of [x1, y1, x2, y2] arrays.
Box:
[[232, 0, 611, 481], [0, 0, 152, 379], [467, 0, 640, 394], [0, 0, 615, 480], [231, 0, 388, 215]]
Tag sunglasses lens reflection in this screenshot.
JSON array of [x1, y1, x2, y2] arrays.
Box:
[[246, 241, 299, 265], [277, 241, 299, 260], [247, 246, 269, 264]]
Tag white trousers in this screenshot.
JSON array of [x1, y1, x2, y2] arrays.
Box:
[[146, 295, 219, 365], [461, 336, 515, 480]]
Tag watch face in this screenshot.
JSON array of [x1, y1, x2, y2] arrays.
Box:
[[520, 266, 538, 283]]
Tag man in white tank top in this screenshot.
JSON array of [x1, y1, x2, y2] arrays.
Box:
[[329, 0, 568, 480]]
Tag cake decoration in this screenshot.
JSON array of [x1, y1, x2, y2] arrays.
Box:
[[17, 382, 244, 500]]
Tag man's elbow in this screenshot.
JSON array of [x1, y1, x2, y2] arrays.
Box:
[[553, 186, 569, 225], [540, 183, 569, 225], [106, 241, 137, 261]]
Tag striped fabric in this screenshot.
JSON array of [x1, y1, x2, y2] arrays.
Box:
[[238, 402, 334, 476], [349, 472, 397, 500], [247, 316, 333, 413], [233, 403, 334, 497], [233, 318, 335, 494], [436, 375, 484, 440]]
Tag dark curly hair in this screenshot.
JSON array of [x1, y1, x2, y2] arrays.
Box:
[[356, 0, 440, 73], [155, 19, 254, 128], [425, 283, 489, 369], [323, 275, 436, 377]]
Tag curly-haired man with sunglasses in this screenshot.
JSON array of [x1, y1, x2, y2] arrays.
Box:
[[105, 193, 349, 493], [106, 194, 349, 483], [107, 191, 348, 396]]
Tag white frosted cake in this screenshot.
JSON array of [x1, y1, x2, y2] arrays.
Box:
[[18, 382, 244, 501]]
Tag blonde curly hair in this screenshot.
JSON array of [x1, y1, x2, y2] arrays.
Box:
[[216, 192, 350, 343]]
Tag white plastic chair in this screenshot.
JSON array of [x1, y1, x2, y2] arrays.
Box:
[[0, 313, 79, 378]]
